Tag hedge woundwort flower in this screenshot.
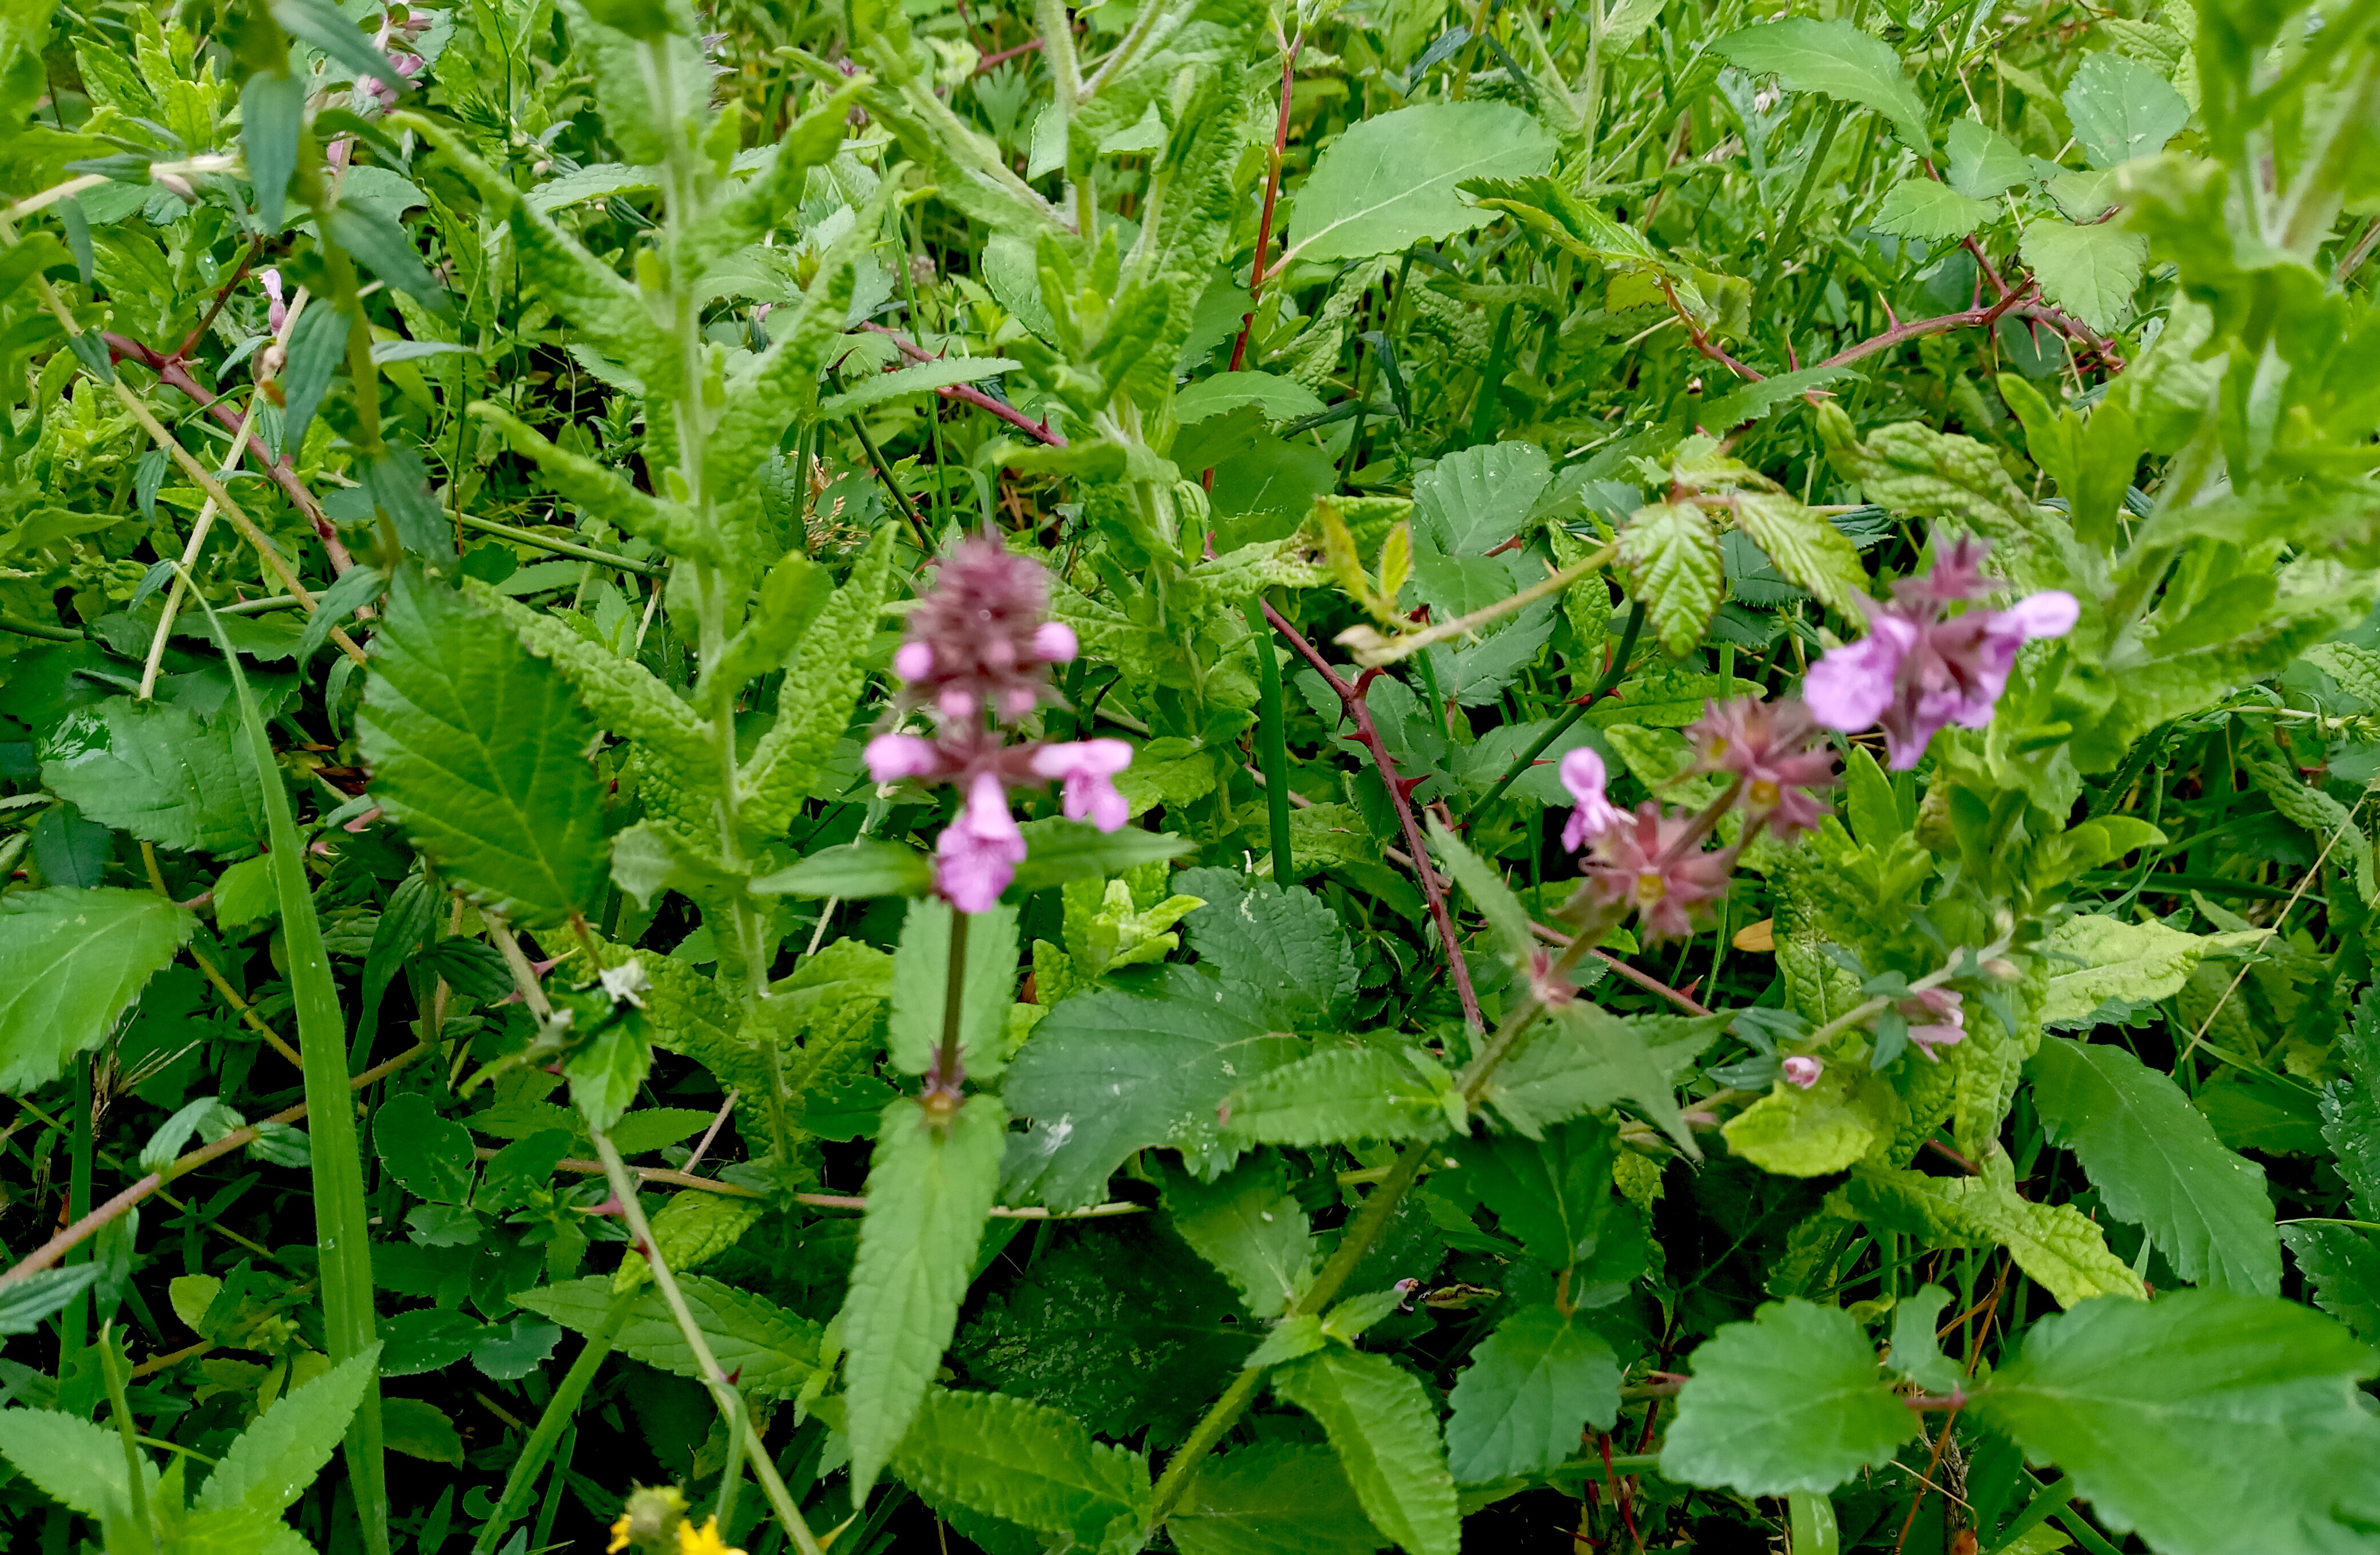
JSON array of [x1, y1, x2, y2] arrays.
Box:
[[1782, 1055, 1823, 1088], [1803, 535, 2080, 769], [1899, 987, 1966, 1061], [1684, 696, 1835, 842], [1559, 747, 1626, 850], [864, 538, 1131, 912], [1581, 802, 1739, 942]]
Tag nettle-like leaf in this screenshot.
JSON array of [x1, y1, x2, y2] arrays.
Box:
[[1271, 1347, 1461, 1555], [1443, 1302, 1620, 1485], [1283, 102, 1556, 265], [1660, 1299, 1917, 1494], [1163, 1153, 1314, 1320], [1616, 501, 1723, 657], [0, 886, 196, 1090], [882, 1388, 1150, 1552]]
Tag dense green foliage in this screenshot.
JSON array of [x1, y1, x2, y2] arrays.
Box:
[[3, 0, 2380, 1549]]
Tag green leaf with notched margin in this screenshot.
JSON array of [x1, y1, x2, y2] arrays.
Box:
[[1161, 1153, 1314, 1320], [1814, 402, 2038, 556], [1732, 492, 1873, 620], [1716, 17, 1933, 150], [2280, 1224, 2380, 1344], [0, 1408, 159, 1522], [613, 1188, 763, 1292], [2036, 915, 2266, 1029], [0, 1266, 97, 1338], [740, 526, 902, 837], [2018, 219, 2148, 333], [0, 886, 196, 1090], [1871, 178, 1996, 243], [1169, 1442, 1381, 1555], [1445, 1117, 1617, 1270], [1660, 1299, 1915, 1494], [1617, 501, 1723, 657], [839, 1094, 1006, 1497], [1838, 1164, 2145, 1308], [1972, 1291, 2380, 1555], [1410, 440, 1552, 557], [2325, 989, 2380, 1220], [514, 1273, 820, 1395], [1272, 1347, 1459, 1555], [1223, 1046, 1454, 1147], [358, 569, 609, 927], [2029, 1038, 2279, 1294], [1175, 867, 1359, 1028], [470, 404, 717, 565], [1444, 1302, 1620, 1485], [2063, 50, 2188, 168], [196, 1347, 378, 1516], [1426, 818, 1534, 961], [374, 1091, 475, 1205], [1284, 102, 1554, 264], [1002, 967, 1306, 1211], [883, 1389, 1149, 1553], [1481, 1009, 1726, 1145], [38, 697, 263, 854]]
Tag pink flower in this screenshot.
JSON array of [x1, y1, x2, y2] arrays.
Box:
[[1684, 696, 1836, 842], [261, 269, 287, 336], [935, 773, 1028, 912], [1558, 747, 1625, 851], [1033, 621, 1077, 664], [1581, 802, 1735, 942], [1524, 948, 1576, 1009], [901, 538, 1072, 728], [1899, 987, 1965, 1061], [1803, 537, 2079, 770], [865, 733, 939, 784], [1031, 739, 1133, 832], [1782, 1055, 1823, 1089]]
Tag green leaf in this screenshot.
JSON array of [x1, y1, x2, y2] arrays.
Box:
[[1697, 365, 1864, 433], [1946, 117, 2030, 198], [740, 527, 903, 837], [887, 1389, 1151, 1552], [196, 1347, 378, 1515], [1872, 179, 1996, 243], [1842, 1164, 2146, 1308], [1411, 441, 1553, 557], [1176, 867, 1359, 1026], [0, 886, 196, 1090], [39, 696, 264, 854], [1168, 1442, 1381, 1555], [1482, 1007, 1722, 1146], [358, 568, 611, 927], [1162, 1153, 1314, 1320], [0, 1266, 98, 1336], [1972, 1291, 2380, 1555], [1715, 18, 1933, 150], [271, 0, 410, 99], [1286, 102, 1556, 264], [380, 1398, 465, 1465], [1426, 818, 1534, 961], [2028, 1038, 2279, 1294], [1009, 819, 1193, 895], [2324, 990, 2380, 1220], [373, 1091, 475, 1205], [888, 899, 1021, 1078], [2280, 1225, 2380, 1344], [753, 839, 935, 899], [2036, 915, 2264, 1030], [1887, 1286, 1959, 1394], [839, 1094, 1006, 1497], [1732, 492, 1874, 620], [1223, 1046, 1455, 1147], [514, 1273, 820, 1394], [2018, 219, 2148, 332], [1271, 1347, 1461, 1555], [326, 197, 450, 314], [1659, 1299, 1917, 1494], [614, 1191, 767, 1292], [2306, 642, 2380, 708], [2062, 51, 2189, 168], [819, 356, 1024, 416], [1444, 1302, 1620, 1484], [0, 1407, 155, 1521], [1617, 500, 1724, 657], [1446, 1118, 1616, 1270]]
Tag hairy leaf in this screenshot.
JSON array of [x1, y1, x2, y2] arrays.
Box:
[[1443, 1302, 1620, 1484], [1660, 1299, 1915, 1493], [1272, 1347, 1461, 1555], [0, 886, 196, 1090]]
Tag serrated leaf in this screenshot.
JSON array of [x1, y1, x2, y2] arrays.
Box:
[[1715, 18, 1933, 150], [358, 568, 610, 927], [1169, 1442, 1380, 1555], [1872, 179, 1995, 242], [1411, 441, 1553, 557], [1426, 818, 1534, 961], [1446, 1118, 1617, 1270], [2063, 50, 2188, 168], [1947, 117, 2030, 198], [0, 1407, 157, 1521], [1175, 868, 1359, 1027], [1660, 1299, 1916, 1494], [1444, 1302, 1621, 1483], [514, 1274, 819, 1394], [1483, 1008, 1724, 1145], [2028, 1038, 2279, 1294], [0, 1266, 99, 1338], [1843, 1164, 2145, 1308], [1887, 1286, 1959, 1394], [2036, 915, 2264, 1029], [2018, 219, 2148, 332], [1617, 501, 1723, 657], [1732, 492, 1874, 619], [196, 1347, 378, 1515], [613, 1188, 764, 1292], [2306, 641, 2380, 707], [38, 697, 263, 854], [839, 1094, 1006, 1496], [0, 886, 196, 1091], [1003, 967, 1306, 1209], [374, 1090, 475, 1205], [1272, 1347, 1461, 1555], [2281, 1224, 2380, 1344], [1972, 1291, 2380, 1555], [740, 527, 903, 836], [887, 1389, 1150, 1551], [1223, 1046, 1453, 1147], [1286, 102, 1555, 264], [1163, 1154, 1314, 1320], [820, 356, 1024, 416], [2325, 990, 2380, 1220]]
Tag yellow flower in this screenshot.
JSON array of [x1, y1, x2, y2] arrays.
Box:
[[607, 1513, 633, 1554], [677, 1517, 744, 1555]]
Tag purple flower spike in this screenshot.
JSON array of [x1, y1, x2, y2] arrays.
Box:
[[1033, 739, 1134, 832], [1782, 1055, 1823, 1089], [937, 773, 1028, 912], [261, 268, 288, 336], [1558, 747, 1625, 851], [1582, 802, 1735, 942], [1901, 987, 1966, 1061], [1804, 535, 2080, 769], [1684, 696, 1837, 842], [864, 733, 939, 784], [901, 538, 1073, 727]]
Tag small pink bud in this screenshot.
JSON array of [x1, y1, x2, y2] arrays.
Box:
[[1782, 1056, 1822, 1089], [894, 640, 935, 683], [1033, 621, 1078, 664]]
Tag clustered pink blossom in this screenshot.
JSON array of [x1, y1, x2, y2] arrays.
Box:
[[1899, 987, 1966, 1061], [1555, 695, 1836, 943], [1803, 535, 2079, 769], [864, 538, 1131, 913]]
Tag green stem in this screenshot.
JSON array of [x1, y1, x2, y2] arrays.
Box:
[[1478, 600, 1643, 811], [60, 1053, 93, 1368], [934, 909, 971, 1092], [472, 1291, 638, 1554], [99, 1324, 156, 1552], [1245, 598, 1296, 882]]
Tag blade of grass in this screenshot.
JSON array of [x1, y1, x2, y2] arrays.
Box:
[[1244, 597, 1296, 882], [473, 1290, 638, 1554], [186, 579, 387, 1555]]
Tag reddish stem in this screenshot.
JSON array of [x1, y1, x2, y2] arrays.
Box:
[[102, 332, 362, 574], [175, 237, 263, 361], [1228, 36, 1301, 374], [974, 37, 1043, 71], [1598, 1431, 1644, 1552], [1263, 600, 1484, 1032], [859, 321, 1066, 445]]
